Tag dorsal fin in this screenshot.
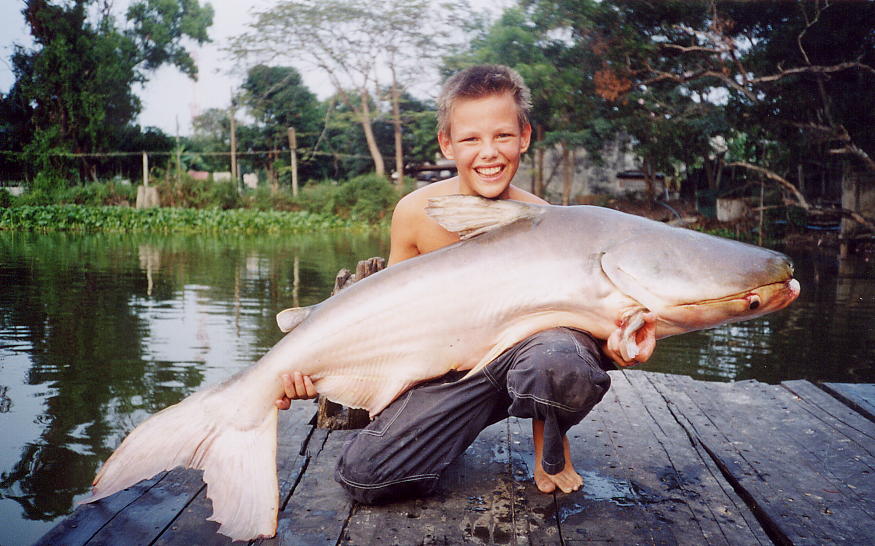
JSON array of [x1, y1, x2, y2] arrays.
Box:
[[276, 304, 317, 333], [425, 195, 545, 240]]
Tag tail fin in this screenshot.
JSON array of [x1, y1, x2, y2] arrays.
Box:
[[80, 380, 280, 541]]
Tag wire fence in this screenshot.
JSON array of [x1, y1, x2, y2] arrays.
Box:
[[0, 146, 377, 188]]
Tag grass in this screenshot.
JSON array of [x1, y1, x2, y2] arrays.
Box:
[[0, 205, 369, 233]]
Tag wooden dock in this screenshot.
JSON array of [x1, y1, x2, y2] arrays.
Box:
[[38, 371, 875, 545]]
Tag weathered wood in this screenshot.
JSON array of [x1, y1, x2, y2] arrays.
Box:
[[151, 403, 318, 546], [557, 370, 769, 545], [647, 374, 875, 545], [618, 370, 770, 544], [34, 473, 166, 546], [821, 382, 875, 422], [263, 429, 356, 545], [342, 419, 561, 544], [86, 466, 206, 545], [317, 257, 386, 430], [37, 373, 875, 545]]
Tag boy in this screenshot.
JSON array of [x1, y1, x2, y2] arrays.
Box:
[[278, 65, 645, 502]]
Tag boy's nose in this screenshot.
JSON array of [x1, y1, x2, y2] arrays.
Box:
[[479, 140, 498, 159]]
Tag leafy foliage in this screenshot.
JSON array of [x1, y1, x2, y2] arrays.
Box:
[[0, 0, 212, 188]]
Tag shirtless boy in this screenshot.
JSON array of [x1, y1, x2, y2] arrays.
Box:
[[278, 65, 638, 502]]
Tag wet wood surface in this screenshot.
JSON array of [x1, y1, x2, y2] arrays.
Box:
[[38, 371, 875, 545]]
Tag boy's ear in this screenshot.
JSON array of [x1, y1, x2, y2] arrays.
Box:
[[438, 130, 455, 160], [520, 123, 533, 154]]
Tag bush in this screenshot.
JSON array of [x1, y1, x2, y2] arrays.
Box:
[[155, 175, 241, 209], [0, 189, 13, 209], [334, 174, 399, 222], [55, 181, 136, 206]]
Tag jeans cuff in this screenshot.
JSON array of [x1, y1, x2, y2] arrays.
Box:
[[542, 458, 565, 475]]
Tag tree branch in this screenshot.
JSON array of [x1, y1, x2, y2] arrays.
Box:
[[727, 161, 875, 233]]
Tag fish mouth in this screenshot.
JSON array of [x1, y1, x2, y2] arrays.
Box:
[[677, 278, 800, 311], [661, 278, 800, 333]]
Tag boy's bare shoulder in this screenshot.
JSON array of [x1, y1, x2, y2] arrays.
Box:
[[507, 185, 549, 205], [394, 179, 457, 217]]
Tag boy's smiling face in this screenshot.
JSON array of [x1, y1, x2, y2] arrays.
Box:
[[438, 92, 532, 199]]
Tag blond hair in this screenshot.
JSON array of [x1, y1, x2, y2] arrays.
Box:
[[437, 64, 532, 136]]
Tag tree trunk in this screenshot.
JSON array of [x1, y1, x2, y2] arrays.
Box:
[[562, 142, 572, 206], [359, 90, 386, 177], [643, 158, 657, 206], [534, 125, 545, 198], [390, 65, 404, 188]]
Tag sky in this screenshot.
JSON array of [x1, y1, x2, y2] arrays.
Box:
[[0, 0, 509, 136]]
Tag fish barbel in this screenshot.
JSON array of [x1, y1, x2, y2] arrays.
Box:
[[82, 196, 800, 540]]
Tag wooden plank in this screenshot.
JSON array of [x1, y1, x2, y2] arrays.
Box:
[[34, 473, 166, 546], [262, 429, 354, 545], [557, 370, 769, 545], [151, 403, 318, 545], [621, 371, 771, 544], [505, 416, 567, 544], [342, 419, 560, 544], [781, 381, 875, 444], [85, 466, 206, 545], [648, 374, 875, 545], [821, 382, 875, 422], [552, 382, 678, 544]]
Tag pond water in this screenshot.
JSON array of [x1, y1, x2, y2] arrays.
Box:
[[1, 230, 873, 544]]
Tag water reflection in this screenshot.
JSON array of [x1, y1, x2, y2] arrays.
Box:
[[0, 230, 387, 544], [645, 249, 875, 383], [0, 230, 872, 544]]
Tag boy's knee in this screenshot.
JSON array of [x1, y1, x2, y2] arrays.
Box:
[[335, 456, 439, 505], [335, 437, 440, 505], [508, 328, 611, 413]]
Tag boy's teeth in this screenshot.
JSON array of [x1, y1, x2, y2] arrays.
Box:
[[477, 166, 501, 175]]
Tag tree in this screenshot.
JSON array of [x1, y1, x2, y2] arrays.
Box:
[[229, 0, 467, 182], [4, 0, 213, 188], [239, 65, 323, 190], [572, 0, 875, 230]]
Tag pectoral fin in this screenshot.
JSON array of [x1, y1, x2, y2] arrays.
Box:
[[426, 195, 545, 240], [276, 305, 318, 333]]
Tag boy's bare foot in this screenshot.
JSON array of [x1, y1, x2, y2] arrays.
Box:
[[532, 421, 584, 494]]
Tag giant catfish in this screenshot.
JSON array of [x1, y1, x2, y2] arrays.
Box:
[[81, 195, 800, 540]]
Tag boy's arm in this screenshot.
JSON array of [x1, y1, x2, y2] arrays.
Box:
[[387, 195, 421, 266]]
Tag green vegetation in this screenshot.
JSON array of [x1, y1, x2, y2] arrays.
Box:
[[0, 205, 359, 233], [0, 173, 400, 233]]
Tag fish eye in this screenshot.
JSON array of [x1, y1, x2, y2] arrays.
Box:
[[748, 298, 760, 310]]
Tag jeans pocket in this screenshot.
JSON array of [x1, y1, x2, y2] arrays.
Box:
[[359, 390, 414, 437]]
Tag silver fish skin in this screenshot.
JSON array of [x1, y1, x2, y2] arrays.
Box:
[[81, 195, 800, 540]]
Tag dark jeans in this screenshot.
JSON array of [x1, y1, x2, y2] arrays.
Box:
[[334, 327, 614, 504]]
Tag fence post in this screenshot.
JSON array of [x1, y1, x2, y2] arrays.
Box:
[[288, 127, 298, 197], [230, 103, 238, 190], [142, 151, 149, 187]]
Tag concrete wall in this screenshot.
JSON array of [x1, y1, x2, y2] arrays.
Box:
[[514, 138, 641, 203]]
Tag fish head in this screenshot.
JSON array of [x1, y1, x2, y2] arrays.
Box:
[[599, 225, 800, 336]]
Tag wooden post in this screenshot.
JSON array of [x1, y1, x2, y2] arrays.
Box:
[[316, 257, 386, 429], [142, 151, 148, 187], [230, 104, 238, 190], [175, 116, 181, 185], [758, 181, 764, 246], [562, 143, 571, 206], [287, 127, 298, 197]]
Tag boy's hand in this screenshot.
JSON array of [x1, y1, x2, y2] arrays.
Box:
[[276, 372, 317, 410], [603, 311, 657, 367]]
